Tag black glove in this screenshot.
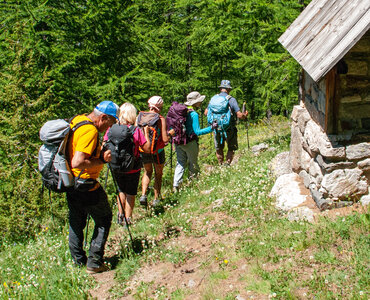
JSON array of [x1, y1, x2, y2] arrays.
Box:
[[211, 120, 218, 130]]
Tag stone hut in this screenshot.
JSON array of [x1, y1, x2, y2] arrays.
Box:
[[278, 0, 370, 210]]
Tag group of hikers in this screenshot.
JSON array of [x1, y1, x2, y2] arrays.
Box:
[[40, 79, 248, 274]]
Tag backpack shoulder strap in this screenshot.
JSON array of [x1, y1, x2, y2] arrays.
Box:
[[130, 125, 137, 135], [68, 117, 99, 156], [225, 95, 232, 101], [71, 120, 95, 132], [69, 115, 95, 131]]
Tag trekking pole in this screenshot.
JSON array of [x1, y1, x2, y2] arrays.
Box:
[[170, 137, 173, 188], [108, 163, 135, 248], [242, 102, 250, 150]]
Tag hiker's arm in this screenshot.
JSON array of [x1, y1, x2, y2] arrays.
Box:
[[71, 150, 111, 169], [230, 98, 247, 120], [204, 108, 208, 116], [140, 126, 151, 153], [191, 111, 212, 136], [159, 115, 169, 144]]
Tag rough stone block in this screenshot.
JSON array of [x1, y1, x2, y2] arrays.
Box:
[[304, 120, 345, 159], [309, 158, 323, 180], [316, 154, 355, 173], [346, 142, 370, 160], [299, 170, 310, 188], [358, 158, 370, 171], [301, 149, 312, 172], [290, 125, 303, 172], [291, 105, 306, 122], [297, 108, 311, 134], [360, 194, 370, 206], [321, 168, 368, 200], [270, 151, 291, 178]]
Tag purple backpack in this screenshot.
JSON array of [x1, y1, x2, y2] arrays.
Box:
[[166, 102, 188, 145]]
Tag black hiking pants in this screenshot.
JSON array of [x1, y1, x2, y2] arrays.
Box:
[[66, 186, 112, 268]]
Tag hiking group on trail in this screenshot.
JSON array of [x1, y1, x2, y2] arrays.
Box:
[[38, 80, 248, 274]]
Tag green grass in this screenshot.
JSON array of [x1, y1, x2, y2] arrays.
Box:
[[0, 228, 93, 299], [1, 116, 369, 299]]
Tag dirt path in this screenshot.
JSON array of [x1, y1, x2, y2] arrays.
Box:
[[88, 211, 257, 299], [88, 199, 368, 299], [89, 270, 116, 299]]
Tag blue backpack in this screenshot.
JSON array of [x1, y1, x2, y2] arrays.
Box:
[[207, 94, 232, 142]]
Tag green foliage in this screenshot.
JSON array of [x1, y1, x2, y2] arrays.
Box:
[[0, 0, 305, 241]]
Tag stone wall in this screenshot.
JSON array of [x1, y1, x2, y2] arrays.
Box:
[[338, 30, 370, 134], [290, 105, 369, 210]]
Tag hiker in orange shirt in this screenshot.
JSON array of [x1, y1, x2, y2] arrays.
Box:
[[67, 101, 119, 274]]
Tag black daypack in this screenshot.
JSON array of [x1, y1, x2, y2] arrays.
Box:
[[137, 111, 160, 154], [105, 124, 139, 172], [38, 118, 95, 193]]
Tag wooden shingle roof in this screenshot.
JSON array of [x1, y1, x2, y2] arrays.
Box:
[[279, 0, 370, 82]]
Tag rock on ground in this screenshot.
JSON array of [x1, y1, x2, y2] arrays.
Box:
[[270, 151, 291, 178], [269, 173, 309, 210]]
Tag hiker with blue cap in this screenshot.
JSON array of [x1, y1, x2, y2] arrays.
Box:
[[66, 100, 119, 274], [205, 80, 248, 165]]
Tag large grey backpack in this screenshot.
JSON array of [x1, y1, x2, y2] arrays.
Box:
[[38, 118, 94, 193]]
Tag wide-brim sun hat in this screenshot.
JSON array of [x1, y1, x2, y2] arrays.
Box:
[[95, 101, 120, 120], [148, 95, 163, 112], [219, 80, 232, 89], [184, 91, 206, 106]]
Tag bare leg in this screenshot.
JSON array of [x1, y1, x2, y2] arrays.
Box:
[[216, 149, 224, 165], [153, 163, 164, 200], [117, 192, 126, 214], [226, 150, 234, 165], [125, 194, 136, 219], [142, 163, 153, 196]]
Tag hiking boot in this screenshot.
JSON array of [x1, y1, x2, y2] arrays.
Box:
[[173, 186, 179, 193], [122, 217, 131, 229], [117, 212, 124, 225], [152, 199, 161, 208], [86, 264, 109, 274], [139, 195, 147, 206]]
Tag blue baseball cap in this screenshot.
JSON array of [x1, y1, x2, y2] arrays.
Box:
[[219, 80, 232, 89], [95, 101, 120, 120]]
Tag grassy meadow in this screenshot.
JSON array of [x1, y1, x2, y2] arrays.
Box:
[[0, 117, 368, 299]]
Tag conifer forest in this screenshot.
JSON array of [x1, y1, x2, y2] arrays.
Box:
[[0, 0, 310, 241]]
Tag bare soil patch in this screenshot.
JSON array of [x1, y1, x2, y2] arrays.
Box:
[[88, 201, 368, 299]]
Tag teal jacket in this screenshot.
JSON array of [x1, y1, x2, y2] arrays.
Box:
[[185, 108, 212, 137]]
